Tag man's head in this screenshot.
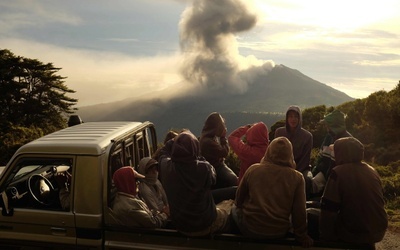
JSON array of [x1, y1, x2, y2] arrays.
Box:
[[113, 166, 145, 195], [263, 136, 296, 169], [171, 130, 200, 163], [287, 110, 300, 130], [334, 137, 364, 165]]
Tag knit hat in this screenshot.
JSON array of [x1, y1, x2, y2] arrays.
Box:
[[322, 110, 346, 135]]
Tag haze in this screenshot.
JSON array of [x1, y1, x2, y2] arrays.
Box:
[[0, 0, 399, 106]]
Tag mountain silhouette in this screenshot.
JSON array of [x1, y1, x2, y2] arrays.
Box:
[[77, 64, 354, 138]]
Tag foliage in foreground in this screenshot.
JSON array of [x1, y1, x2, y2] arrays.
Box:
[[0, 49, 77, 165]]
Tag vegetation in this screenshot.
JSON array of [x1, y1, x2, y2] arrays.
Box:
[[0, 49, 77, 165]]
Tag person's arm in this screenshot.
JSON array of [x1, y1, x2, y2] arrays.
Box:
[[312, 135, 333, 177], [207, 161, 217, 187], [159, 182, 169, 207], [201, 137, 228, 164], [235, 168, 250, 208], [54, 171, 71, 210], [218, 136, 230, 158], [228, 125, 249, 145], [291, 176, 313, 247], [139, 184, 159, 212], [228, 125, 254, 161], [320, 171, 341, 241], [132, 199, 168, 228], [296, 132, 313, 173], [59, 188, 70, 211]]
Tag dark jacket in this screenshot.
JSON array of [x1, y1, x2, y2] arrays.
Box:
[[320, 137, 388, 244], [199, 112, 229, 168], [312, 110, 352, 178], [159, 131, 217, 232]]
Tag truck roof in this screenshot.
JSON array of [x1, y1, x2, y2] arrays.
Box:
[[15, 121, 145, 156]]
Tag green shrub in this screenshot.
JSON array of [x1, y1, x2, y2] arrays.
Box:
[[375, 165, 396, 177], [226, 149, 241, 176], [381, 173, 400, 201]]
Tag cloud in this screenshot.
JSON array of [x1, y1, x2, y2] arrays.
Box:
[[0, 1, 82, 31], [0, 38, 184, 106], [179, 0, 275, 94]]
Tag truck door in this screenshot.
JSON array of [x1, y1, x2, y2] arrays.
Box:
[[0, 156, 77, 249]]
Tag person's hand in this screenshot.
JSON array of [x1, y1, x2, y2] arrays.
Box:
[[54, 172, 71, 189], [300, 235, 314, 248], [221, 127, 227, 137], [163, 205, 170, 217]]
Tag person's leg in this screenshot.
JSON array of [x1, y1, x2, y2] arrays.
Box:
[[214, 163, 238, 189], [307, 208, 321, 240], [212, 186, 237, 204]]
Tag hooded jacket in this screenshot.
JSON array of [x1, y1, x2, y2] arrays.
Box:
[[199, 112, 229, 167], [160, 131, 217, 233], [320, 137, 388, 244], [228, 122, 269, 184], [274, 105, 313, 174], [312, 110, 352, 178], [235, 137, 309, 242], [137, 157, 169, 213], [111, 167, 168, 228]]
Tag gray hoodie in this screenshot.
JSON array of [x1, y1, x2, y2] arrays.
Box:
[[274, 105, 313, 173]]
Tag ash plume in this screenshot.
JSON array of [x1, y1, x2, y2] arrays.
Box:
[[179, 0, 275, 94]]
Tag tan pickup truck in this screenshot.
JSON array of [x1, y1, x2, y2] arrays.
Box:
[[0, 121, 368, 249]]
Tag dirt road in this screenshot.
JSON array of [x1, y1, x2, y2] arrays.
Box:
[[376, 228, 400, 250]]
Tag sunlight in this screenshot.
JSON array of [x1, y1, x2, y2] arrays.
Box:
[[255, 0, 399, 30]]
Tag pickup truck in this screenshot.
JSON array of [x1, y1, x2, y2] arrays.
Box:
[[0, 121, 370, 249]]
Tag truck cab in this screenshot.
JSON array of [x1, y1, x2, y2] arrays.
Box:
[[0, 121, 157, 249]]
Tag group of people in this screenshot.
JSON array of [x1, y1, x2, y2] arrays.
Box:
[[109, 108, 388, 249]]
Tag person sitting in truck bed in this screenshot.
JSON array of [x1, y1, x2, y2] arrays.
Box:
[[232, 137, 314, 248], [199, 112, 238, 189], [159, 130, 232, 236], [228, 122, 270, 184], [319, 137, 387, 248], [152, 130, 179, 161], [111, 166, 169, 228], [137, 157, 170, 217]]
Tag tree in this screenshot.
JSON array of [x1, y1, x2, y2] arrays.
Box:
[[0, 49, 77, 131], [0, 49, 78, 164]]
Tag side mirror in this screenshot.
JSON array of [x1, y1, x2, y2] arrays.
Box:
[[1, 191, 14, 216]]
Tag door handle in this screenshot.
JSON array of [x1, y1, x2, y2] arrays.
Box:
[[51, 227, 67, 236]]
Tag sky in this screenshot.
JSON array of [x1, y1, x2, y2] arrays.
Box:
[[1, 0, 399, 106]]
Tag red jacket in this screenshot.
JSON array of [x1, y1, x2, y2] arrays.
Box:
[[228, 122, 269, 184]]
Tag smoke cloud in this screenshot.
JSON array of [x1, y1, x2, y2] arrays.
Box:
[[179, 0, 275, 94]]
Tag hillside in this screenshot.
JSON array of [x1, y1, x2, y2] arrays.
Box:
[[77, 64, 354, 137]]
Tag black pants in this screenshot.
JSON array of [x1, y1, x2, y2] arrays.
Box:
[[213, 162, 238, 189], [212, 186, 237, 204]]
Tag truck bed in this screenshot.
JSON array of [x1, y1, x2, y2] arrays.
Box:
[[105, 226, 373, 249]]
